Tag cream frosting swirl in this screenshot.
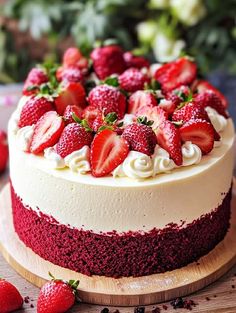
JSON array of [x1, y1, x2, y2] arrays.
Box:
[[205, 106, 227, 133], [16, 125, 34, 152], [152, 145, 175, 175], [113, 151, 153, 179], [64, 146, 91, 174], [44, 147, 65, 169], [181, 141, 202, 166]]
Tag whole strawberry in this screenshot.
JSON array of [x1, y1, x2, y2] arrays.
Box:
[[118, 68, 150, 92], [0, 130, 8, 174], [63, 105, 83, 124], [88, 84, 126, 119], [123, 52, 150, 69], [18, 96, 54, 128], [23, 68, 48, 96], [37, 274, 79, 313], [90, 44, 126, 79], [58, 66, 84, 83], [56, 121, 93, 158], [172, 101, 210, 123], [0, 279, 23, 313], [122, 119, 157, 156], [63, 47, 82, 67]]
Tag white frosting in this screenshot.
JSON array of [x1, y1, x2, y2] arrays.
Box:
[[205, 106, 228, 133], [121, 114, 136, 127], [64, 146, 91, 174], [152, 145, 175, 175], [44, 147, 65, 169], [16, 125, 34, 152], [181, 141, 202, 166]]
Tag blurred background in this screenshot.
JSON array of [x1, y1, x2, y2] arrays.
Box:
[[0, 0, 236, 127]]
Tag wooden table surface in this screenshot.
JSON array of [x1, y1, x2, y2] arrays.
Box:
[[1, 172, 236, 313]]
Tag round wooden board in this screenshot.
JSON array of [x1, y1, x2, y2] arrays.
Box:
[[1, 183, 236, 307]]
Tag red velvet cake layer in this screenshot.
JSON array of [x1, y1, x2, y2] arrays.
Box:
[[11, 183, 232, 278]]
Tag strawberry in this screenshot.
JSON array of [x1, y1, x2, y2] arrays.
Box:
[[63, 105, 83, 124], [18, 96, 54, 128], [92, 114, 104, 132], [57, 66, 84, 83], [118, 68, 150, 92], [82, 105, 101, 128], [23, 68, 48, 95], [30, 111, 65, 154], [193, 80, 228, 108], [0, 279, 23, 312], [156, 120, 182, 166], [136, 106, 168, 131], [55, 82, 86, 115], [122, 122, 157, 156], [92, 112, 122, 134], [158, 98, 178, 115], [63, 47, 82, 67], [56, 122, 93, 158], [194, 90, 228, 118], [37, 275, 79, 313], [88, 85, 126, 119], [123, 52, 150, 69], [91, 129, 129, 177], [172, 101, 209, 122], [127, 90, 157, 114], [154, 57, 197, 93], [90, 45, 126, 80], [0, 130, 8, 173], [179, 119, 215, 154]]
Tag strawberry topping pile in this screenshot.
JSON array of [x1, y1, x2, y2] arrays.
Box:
[[17, 44, 229, 177]]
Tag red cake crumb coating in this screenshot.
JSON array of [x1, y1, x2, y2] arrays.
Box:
[[11, 183, 231, 278]]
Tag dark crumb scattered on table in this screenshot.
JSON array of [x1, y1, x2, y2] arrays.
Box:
[[24, 296, 30, 303], [101, 308, 109, 313], [134, 307, 145, 313], [151, 307, 161, 313], [162, 305, 168, 310], [206, 297, 210, 301], [170, 297, 197, 310]]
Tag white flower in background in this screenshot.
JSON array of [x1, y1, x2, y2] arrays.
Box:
[[137, 20, 157, 45], [170, 0, 206, 26], [152, 32, 186, 62], [149, 0, 170, 9]]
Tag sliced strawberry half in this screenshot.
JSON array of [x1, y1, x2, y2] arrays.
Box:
[[30, 111, 65, 154], [156, 120, 182, 166], [127, 90, 157, 114], [136, 106, 168, 132], [154, 57, 197, 93], [193, 80, 228, 108], [90, 129, 129, 177], [55, 82, 86, 115], [179, 119, 215, 155]]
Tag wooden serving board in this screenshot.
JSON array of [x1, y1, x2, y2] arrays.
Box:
[[1, 182, 236, 307]]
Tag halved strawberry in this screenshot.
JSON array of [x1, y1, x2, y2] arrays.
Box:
[[136, 106, 168, 132], [179, 119, 215, 155], [91, 129, 129, 177], [127, 91, 157, 114], [30, 111, 65, 154], [156, 120, 182, 166], [193, 80, 228, 108], [154, 57, 197, 93], [82, 105, 101, 128], [55, 82, 86, 115]]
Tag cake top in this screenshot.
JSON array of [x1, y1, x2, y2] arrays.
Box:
[[13, 44, 230, 179]]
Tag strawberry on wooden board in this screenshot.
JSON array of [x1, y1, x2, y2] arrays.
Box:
[[90, 129, 129, 177], [118, 68, 150, 92], [122, 121, 157, 156], [156, 120, 182, 166], [82, 105, 101, 128], [56, 122, 93, 158], [37, 274, 79, 313], [30, 111, 65, 154], [123, 51, 150, 69], [0, 130, 8, 174], [23, 68, 48, 96], [90, 44, 126, 80], [127, 90, 157, 114], [179, 119, 215, 155], [136, 106, 168, 132], [18, 96, 54, 128], [154, 57, 197, 93], [194, 90, 228, 118], [88, 84, 126, 119], [0, 279, 23, 313], [63, 105, 83, 124], [55, 82, 86, 115], [193, 80, 228, 108]]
